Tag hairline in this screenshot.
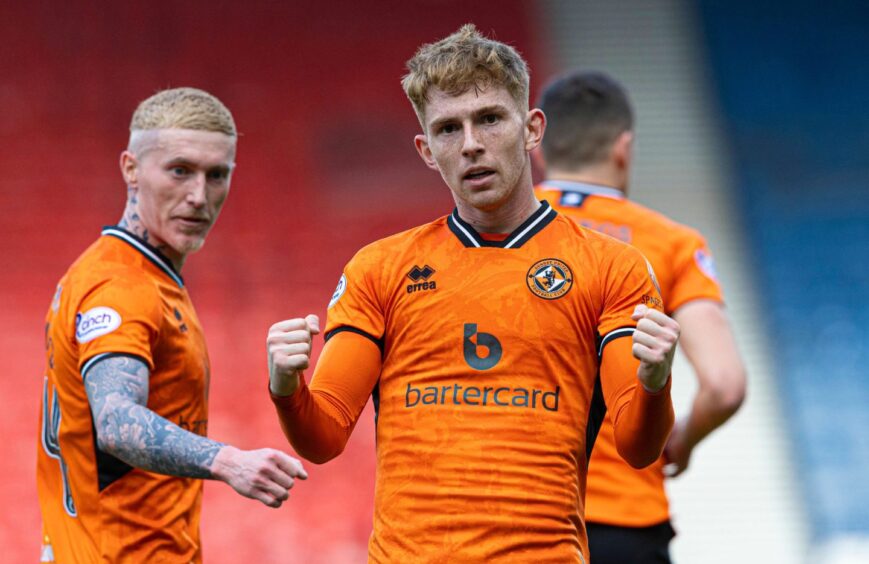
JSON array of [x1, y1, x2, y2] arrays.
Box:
[[127, 128, 237, 156]]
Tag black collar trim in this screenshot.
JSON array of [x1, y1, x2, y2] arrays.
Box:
[[447, 200, 556, 249], [101, 226, 184, 288]]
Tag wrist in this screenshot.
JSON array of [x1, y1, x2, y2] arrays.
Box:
[[209, 445, 238, 482], [269, 371, 300, 397], [642, 372, 671, 394]]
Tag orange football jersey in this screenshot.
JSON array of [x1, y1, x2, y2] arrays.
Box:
[[37, 226, 211, 563], [303, 201, 667, 563], [536, 181, 724, 527]]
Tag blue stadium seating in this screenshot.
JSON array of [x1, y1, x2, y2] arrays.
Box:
[[698, 0, 869, 540]]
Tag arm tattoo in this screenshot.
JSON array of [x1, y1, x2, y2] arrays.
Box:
[[85, 356, 223, 479]]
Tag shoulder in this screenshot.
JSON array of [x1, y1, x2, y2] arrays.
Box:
[[551, 214, 638, 257], [66, 245, 162, 313], [346, 215, 449, 270], [622, 199, 708, 245]]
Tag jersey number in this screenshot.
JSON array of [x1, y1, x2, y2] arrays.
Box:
[[41, 377, 77, 517]]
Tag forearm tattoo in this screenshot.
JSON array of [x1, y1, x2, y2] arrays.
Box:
[[85, 356, 222, 479]]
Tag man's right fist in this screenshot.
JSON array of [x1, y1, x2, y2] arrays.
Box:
[[211, 446, 308, 508], [268, 315, 320, 396]]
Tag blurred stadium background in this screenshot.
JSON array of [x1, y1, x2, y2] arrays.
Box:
[[2, 0, 867, 562]]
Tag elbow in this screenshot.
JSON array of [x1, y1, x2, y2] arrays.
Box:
[[614, 416, 673, 469], [93, 419, 122, 457], [91, 400, 141, 461], [708, 368, 747, 417], [295, 443, 346, 465], [618, 443, 664, 470], [612, 396, 675, 469], [278, 429, 348, 465], [93, 428, 110, 453]]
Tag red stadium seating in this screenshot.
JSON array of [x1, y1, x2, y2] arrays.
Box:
[[0, 3, 543, 561]]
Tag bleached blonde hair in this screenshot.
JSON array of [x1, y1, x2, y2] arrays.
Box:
[[129, 87, 236, 137], [402, 24, 530, 127]]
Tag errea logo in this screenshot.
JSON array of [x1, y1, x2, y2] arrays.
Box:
[[406, 264, 437, 294], [75, 307, 121, 343]]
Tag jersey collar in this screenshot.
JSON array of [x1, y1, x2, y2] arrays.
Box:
[[447, 200, 557, 249], [540, 180, 625, 200], [101, 226, 185, 288]]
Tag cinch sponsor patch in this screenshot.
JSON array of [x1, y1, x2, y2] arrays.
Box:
[[75, 307, 122, 343], [328, 274, 347, 309], [694, 249, 718, 281]]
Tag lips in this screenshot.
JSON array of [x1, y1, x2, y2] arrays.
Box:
[[462, 167, 496, 182], [175, 216, 210, 229]]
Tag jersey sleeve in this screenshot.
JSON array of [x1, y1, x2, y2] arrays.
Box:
[[597, 246, 675, 468], [667, 230, 724, 312], [325, 247, 386, 346], [597, 244, 665, 355], [73, 272, 162, 376], [271, 331, 382, 463]]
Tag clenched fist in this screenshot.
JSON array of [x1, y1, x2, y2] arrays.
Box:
[[211, 446, 307, 508], [268, 315, 320, 396], [631, 305, 680, 392]]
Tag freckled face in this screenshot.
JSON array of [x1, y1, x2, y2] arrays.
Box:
[[414, 86, 541, 212], [125, 129, 235, 259]]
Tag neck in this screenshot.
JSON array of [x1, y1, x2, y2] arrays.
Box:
[[455, 186, 541, 234], [118, 196, 185, 272], [546, 164, 625, 194]]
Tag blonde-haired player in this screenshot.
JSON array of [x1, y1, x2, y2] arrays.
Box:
[[37, 87, 307, 563], [268, 26, 678, 563]]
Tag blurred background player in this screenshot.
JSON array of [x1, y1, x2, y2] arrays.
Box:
[[535, 70, 747, 563], [267, 25, 679, 563], [36, 87, 308, 563]]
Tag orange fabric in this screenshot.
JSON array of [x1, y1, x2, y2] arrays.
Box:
[[273, 203, 670, 563], [271, 331, 381, 462], [601, 338, 674, 469], [536, 182, 723, 527], [37, 227, 210, 563]]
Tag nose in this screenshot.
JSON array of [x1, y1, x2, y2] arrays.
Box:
[[186, 172, 207, 208], [461, 125, 484, 158]]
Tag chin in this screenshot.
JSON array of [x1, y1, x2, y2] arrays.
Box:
[[464, 187, 509, 212], [172, 236, 207, 256]]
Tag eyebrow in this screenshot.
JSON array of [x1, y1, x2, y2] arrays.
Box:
[[428, 104, 509, 131], [165, 157, 233, 173]]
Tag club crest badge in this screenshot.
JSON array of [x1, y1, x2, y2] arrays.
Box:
[[527, 258, 573, 300]]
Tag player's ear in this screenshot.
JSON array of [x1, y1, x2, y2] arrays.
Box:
[[524, 109, 546, 152], [120, 150, 138, 188], [613, 130, 634, 171], [414, 134, 439, 171]]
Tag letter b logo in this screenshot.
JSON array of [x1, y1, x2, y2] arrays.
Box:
[[463, 323, 502, 370]]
